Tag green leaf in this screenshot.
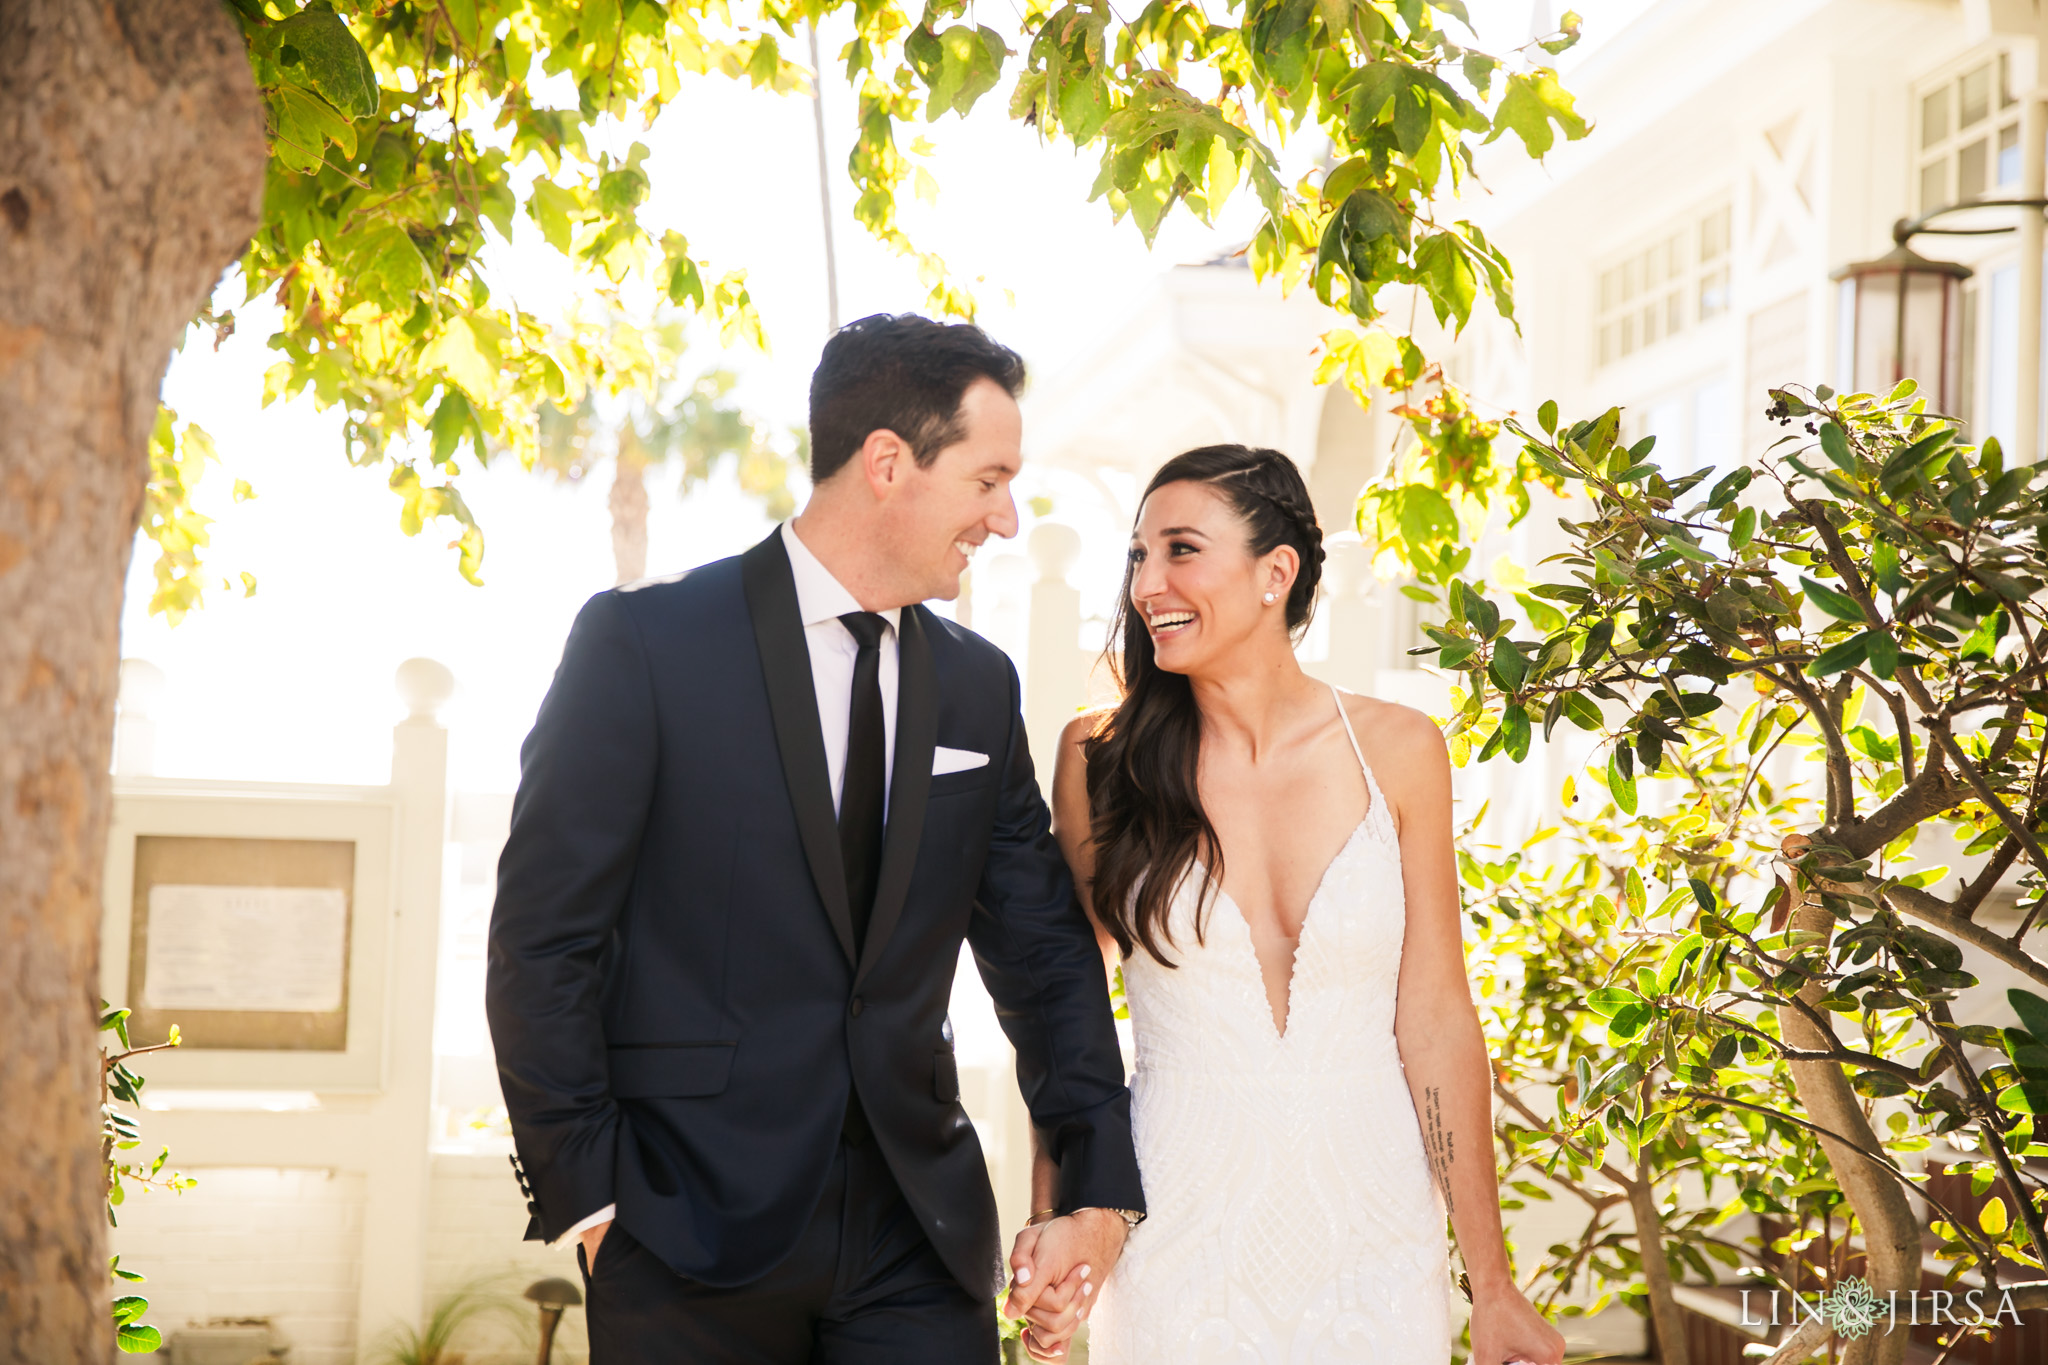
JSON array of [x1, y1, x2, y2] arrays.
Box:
[[1538, 399, 1557, 435], [1864, 629, 1899, 679], [1705, 466, 1752, 510], [1799, 575, 1866, 623], [1500, 702, 1531, 762], [1818, 421, 1855, 472], [116, 1325, 162, 1355], [1578, 618, 1614, 666], [1606, 745, 1637, 816], [1489, 641, 1528, 692], [1581, 986, 1646, 1019], [1998, 1082, 2048, 1114], [1981, 1195, 2010, 1235], [1608, 1001, 1654, 1040], [2012, 989, 2048, 1043], [1561, 692, 1602, 732], [272, 5, 380, 119], [1485, 69, 1588, 159], [1851, 1070, 1910, 1098], [1807, 634, 1868, 677], [1623, 866, 1646, 917], [269, 84, 357, 169], [1438, 638, 1478, 669], [1729, 505, 1757, 551]]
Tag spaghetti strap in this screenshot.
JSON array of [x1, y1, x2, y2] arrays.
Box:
[[1329, 684, 1369, 777], [1330, 684, 1394, 838]]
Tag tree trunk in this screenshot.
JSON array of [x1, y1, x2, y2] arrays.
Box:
[[1775, 884, 1921, 1365], [609, 455, 649, 584], [1626, 1158, 1692, 1365], [0, 4, 264, 1359]]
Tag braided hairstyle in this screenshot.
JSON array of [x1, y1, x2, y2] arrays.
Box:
[[1084, 444, 1328, 966]]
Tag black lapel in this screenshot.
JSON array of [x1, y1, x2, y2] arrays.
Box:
[[854, 605, 938, 989], [740, 531, 857, 967]]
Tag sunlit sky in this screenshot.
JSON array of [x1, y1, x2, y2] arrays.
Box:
[[124, 0, 1652, 795]]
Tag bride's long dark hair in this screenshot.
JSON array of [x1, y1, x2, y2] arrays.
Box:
[[1084, 444, 1327, 967]]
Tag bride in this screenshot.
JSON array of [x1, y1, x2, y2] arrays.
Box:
[[1007, 445, 1564, 1364]]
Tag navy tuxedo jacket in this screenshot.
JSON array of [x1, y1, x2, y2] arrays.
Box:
[[485, 530, 1142, 1294]]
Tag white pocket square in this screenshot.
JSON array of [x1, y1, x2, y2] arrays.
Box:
[[932, 746, 990, 776]]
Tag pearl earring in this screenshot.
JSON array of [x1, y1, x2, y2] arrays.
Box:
[[1264, 592, 1277, 604]]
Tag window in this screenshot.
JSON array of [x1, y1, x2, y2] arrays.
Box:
[[1625, 379, 1736, 479], [1596, 203, 1733, 368], [1917, 51, 2019, 214]]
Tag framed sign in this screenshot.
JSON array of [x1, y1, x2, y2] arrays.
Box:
[[101, 783, 399, 1092], [127, 836, 356, 1052]]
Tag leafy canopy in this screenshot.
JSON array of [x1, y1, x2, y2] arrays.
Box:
[[144, 0, 1589, 614]]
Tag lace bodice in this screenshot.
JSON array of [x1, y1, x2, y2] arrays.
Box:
[[1088, 687, 1453, 1365]]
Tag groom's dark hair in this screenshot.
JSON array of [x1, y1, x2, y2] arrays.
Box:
[[808, 313, 1026, 482]]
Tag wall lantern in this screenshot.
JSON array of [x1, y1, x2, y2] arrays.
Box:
[[1830, 239, 1971, 412], [1832, 196, 2048, 416]]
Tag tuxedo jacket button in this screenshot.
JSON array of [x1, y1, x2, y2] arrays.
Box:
[[526, 1200, 541, 1215]]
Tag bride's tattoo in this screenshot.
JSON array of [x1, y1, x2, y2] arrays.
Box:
[[1423, 1086, 1455, 1214]]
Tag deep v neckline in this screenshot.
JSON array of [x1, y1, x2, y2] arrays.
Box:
[[1204, 817, 1371, 1040], [1200, 685, 1382, 1040]]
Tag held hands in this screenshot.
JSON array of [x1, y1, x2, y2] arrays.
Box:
[[1004, 1209, 1129, 1361], [1466, 1275, 1566, 1365]]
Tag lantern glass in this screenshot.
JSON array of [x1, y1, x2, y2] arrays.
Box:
[[1834, 244, 1969, 412], [1850, 272, 1902, 395]]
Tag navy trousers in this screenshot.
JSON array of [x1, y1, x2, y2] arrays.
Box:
[[579, 1132, 998, 1364]]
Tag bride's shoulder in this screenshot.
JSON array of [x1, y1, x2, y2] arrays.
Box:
[[1334, 691, 1448, 769], [1059, 708, 1114, 750]]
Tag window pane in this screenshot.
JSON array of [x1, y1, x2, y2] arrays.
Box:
[[1699, 266, 1729, 320], [1923, 87, 1949, 149], [1621, 314, 1636, 356], [1600, 268, 1617, 313], [1961, 65, 1991, 128], [1700, 205, 1730, 262], [2000, 123, 2020, 186], [1667, 291, 1683, 336], [1599, 324, 1614, 368], [1921, 157, 1947, 212], [1622, 257, 1640, 302], [2002, 52, 2016, 107], [1643, 302, 1660, 347], [1960, 138, 1989, 199]]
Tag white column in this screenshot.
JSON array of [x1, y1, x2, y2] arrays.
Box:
[[1310, 538, 1379, 695], [2018, 65, 2045, 463], [1024, 522, 1085, 790], [114, 658, 166, 777], [353, 658, 454, 1347]]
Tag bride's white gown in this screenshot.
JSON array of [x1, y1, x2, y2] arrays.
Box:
[[1089, 687, 1453, 1364]]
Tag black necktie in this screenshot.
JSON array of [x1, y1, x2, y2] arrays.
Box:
[[838, 611, 889, 954]]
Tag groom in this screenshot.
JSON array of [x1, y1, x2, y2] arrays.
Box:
[[486, 313, 1143, 1361]]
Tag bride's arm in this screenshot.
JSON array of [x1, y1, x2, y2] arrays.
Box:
[[1028, 713, 1123, 1199], [1379, 706, 1564, 1365], [1010, 713, 1125, 1358]]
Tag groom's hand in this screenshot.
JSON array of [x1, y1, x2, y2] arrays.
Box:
[[579, 1219, 611, 1269], [1005, 1209, 1127, 1358]]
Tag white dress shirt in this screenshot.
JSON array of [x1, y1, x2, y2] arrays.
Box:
[[559, 519, 902, 1245]]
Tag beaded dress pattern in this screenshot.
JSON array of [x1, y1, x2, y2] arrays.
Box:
[[1089, 686, 1452, 1365]]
